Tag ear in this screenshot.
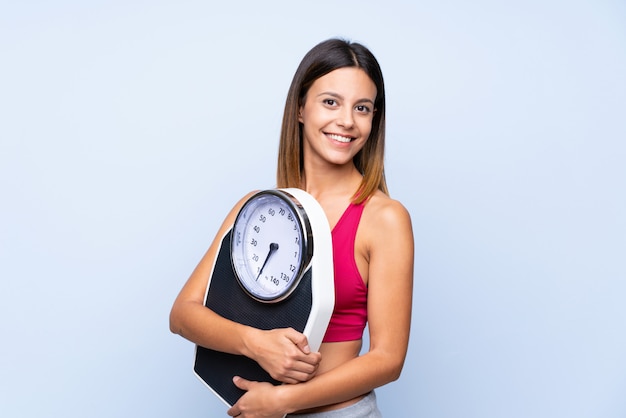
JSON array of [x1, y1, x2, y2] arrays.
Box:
[[298, 105, 304, 123]]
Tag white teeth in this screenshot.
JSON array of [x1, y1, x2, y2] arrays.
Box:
[[327, 133, 352, 143]]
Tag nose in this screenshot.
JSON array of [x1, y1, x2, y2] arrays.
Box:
[[337, 107, 354, 128]]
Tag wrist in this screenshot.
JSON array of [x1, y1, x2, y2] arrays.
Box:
[[275, 383, 297, 415], [240, 326, 261, 360]]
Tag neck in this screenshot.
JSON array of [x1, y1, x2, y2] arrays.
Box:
[[302, 162, 363, 202]]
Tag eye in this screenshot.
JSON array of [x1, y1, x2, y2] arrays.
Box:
[[355, 104, 372, 114], [323, 99, 337, 106]]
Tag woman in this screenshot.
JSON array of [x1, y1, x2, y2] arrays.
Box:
[[170, 38, 414, 417]]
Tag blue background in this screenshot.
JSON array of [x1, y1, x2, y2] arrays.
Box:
[[1, 1, 625, 417]]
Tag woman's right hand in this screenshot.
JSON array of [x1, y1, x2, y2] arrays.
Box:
[[244, 327, 322, 384]]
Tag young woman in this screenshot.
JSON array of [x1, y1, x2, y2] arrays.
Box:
[[170, 38, 414, 417]]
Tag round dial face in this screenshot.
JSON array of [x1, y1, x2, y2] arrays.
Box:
[[231, 190, 312, 302]]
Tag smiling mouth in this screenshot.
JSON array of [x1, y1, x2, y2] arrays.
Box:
[[326, 133, 355, 143]]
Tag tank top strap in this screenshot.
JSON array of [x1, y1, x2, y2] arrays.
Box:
[[332, 201, 366, 235]]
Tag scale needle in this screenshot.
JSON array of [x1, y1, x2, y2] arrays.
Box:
[[256, 242, 279, 280]]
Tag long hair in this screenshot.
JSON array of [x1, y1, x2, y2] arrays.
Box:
[[276, 38, 388, 203]]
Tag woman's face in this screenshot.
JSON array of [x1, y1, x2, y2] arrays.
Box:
[[298, 67, 377, 168]]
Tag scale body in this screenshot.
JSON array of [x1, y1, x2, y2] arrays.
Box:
[[193, 188, 334, 407]]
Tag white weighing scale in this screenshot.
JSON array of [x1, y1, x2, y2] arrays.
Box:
[[194, 188, 335, 407]]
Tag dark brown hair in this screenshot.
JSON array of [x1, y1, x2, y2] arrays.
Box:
[[276, 38, 388, 203]]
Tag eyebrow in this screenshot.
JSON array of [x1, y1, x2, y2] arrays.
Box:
[[317, 91, 375, 106]]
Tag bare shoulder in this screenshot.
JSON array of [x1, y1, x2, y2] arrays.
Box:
[[220, 190, 260, 226], [357, 191, 413, 262], [362, 191, 413, 235]]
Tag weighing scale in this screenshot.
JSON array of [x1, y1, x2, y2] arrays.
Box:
[[193, 188, 334, 407]]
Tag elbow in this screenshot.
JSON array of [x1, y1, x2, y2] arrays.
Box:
[[369, 344, 407, 384], [388, 364, 403, 383], [385, 361, 404, 383], [169, 304, 182, 335], [381, 354, 406, 383], [169, 317, 178, 335]]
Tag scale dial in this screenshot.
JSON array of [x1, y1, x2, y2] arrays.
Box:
[[231, 190, 313, 302]]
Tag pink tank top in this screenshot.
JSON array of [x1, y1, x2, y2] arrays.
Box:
[[322, 202, 368, 343]]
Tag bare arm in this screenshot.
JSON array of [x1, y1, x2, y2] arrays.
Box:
[[228, 197, 414, 416], [169, 191, 322, 384]]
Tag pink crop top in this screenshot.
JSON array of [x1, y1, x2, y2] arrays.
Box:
[[322, 201, 368, 343]]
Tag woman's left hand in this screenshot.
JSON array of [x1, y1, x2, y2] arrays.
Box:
[[227, 376, 286, 418]]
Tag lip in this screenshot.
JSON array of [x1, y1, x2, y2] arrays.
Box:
[[325, 132, 356, 143]]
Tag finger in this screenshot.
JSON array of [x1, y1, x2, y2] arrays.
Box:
[[293, 356, 320, 373], [295, 351, 322, 370], [280, 353, 321, 379], [232, 375, 251, 391], [286, 329, 311, 354], [226, 405, 240, 417], [278, 360, 320, 383], [293, 363, 319, 381]]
